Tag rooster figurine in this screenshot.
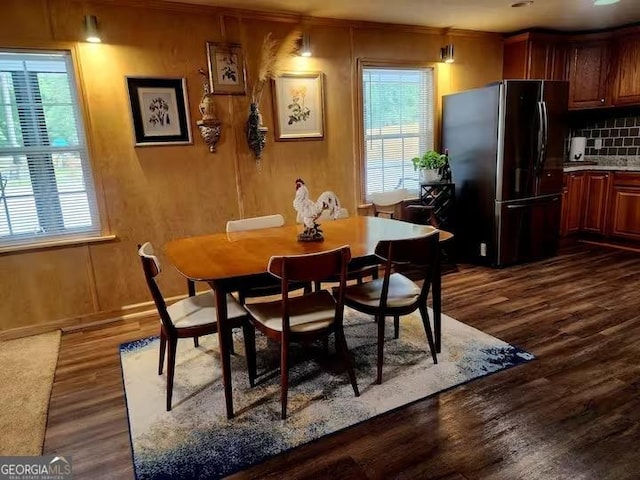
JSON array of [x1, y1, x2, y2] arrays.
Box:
[[293, 178, 341, 242]]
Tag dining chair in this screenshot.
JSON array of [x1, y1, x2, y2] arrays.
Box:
[[244, 246, 360, 419], [370, 188, 410, 219], [137, 242, 256, 411], [296, 208, 380, 291], [226, 214, 311, 304], [340, 232, 439, 385]]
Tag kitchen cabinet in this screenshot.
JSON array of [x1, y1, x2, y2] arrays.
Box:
[[612, 33, 640, 106], [504, 33, 567, 81], [561, 172, 585, 235], [582, 171, 610, 234], [608, 173, 640, 241], [568, 41, 611, 109]]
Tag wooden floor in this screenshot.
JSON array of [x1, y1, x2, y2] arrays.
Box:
[[44, 242, 640, 479]]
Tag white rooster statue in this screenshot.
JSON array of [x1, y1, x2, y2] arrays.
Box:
[[293, 178, 341, 242]]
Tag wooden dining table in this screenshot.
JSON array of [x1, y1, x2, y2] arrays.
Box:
[[164, 215, 452, 418]]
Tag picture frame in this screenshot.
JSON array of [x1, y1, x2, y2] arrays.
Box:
[[126, 77, 192, 147], [272, 72, 325, 141], [206, 42, 247, 95]]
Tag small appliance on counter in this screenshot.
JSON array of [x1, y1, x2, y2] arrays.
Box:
[[569, 136, 586, 162]]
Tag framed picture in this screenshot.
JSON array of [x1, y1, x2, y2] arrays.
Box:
[[126, 77, 192, 146], [206, 42, 247, 95], [272, 72, 325, 141]]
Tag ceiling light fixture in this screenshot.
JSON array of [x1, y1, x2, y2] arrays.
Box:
[[511, 1, 534, 7], [440, 44, 455, 64], [84, 15, 101, 43], [594, 0, 620, 5]]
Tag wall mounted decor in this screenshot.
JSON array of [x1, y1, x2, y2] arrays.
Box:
[[206, 42, 247, 95], [196, 68, 222, 153], [272, 72, 325, 141], [126, 77, 192, 146]]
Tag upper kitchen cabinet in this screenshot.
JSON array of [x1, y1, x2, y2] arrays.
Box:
[[504, 33, 568, 81], [567, 40, 611, 109], [611, 31, 640, 106]]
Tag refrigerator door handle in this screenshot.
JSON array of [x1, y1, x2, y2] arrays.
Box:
[[541, 101, 549, 170], [536, 101, 545, 171], [506, 196, 560, 209]]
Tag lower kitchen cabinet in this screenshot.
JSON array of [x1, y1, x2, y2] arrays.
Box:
[[561, 171, 584, 235], [582, 171, 610, 234], [609, 174, 640, 241], [561, 170, 640, 243]]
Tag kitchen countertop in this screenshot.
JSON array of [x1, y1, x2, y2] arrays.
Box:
[[563, 164, 640, 173]]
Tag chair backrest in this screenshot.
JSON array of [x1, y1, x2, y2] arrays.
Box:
[[226, 214, 285, 233], [370, 189, 409, 218], [138, 242, 175, 333], [267, 246, 352, 333], [296, 207, 349, 224], [374, 231, 440, 307]]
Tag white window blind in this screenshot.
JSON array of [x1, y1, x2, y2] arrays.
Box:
[[0, 50, 100, 247], [362, 66, 434, 200]]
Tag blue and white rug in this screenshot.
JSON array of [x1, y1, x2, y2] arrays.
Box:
[[120, 308, 533, 480]]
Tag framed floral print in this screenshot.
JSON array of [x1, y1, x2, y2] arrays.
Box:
[[126, 77, 192, 146], [272, 72, 325, 141], [206, 42, 247, 95]]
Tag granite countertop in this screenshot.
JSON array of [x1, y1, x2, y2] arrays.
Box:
[[563, 156, 640, 173]]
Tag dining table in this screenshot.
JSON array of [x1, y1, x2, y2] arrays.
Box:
[[164, 215, 453, 418]]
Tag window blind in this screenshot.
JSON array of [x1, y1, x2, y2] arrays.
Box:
[[362, 66, 434, 200], [0, 50, 100, 247]]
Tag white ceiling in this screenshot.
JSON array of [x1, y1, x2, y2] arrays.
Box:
[[164, 0, 640, 33]]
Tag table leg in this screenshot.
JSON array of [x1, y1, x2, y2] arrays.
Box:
[[433, 243, 442, 353], [211, 281, 234, 419]]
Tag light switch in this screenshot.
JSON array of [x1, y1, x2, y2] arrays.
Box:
[[595, 138, 603, 150]]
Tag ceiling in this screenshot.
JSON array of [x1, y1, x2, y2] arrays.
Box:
[[164, 0, 640, 33]]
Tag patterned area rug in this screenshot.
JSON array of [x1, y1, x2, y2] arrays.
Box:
[[120, 309, 533, 480]]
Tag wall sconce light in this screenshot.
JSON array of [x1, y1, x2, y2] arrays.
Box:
[[440, 43, 454, 63], [84, 15, 101, 43], [298, 33, 312, 57]]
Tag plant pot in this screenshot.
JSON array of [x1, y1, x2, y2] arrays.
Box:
[[419, 168, 440, 184]]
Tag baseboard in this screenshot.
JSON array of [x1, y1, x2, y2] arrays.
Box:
[[0, 292, 195, 341]]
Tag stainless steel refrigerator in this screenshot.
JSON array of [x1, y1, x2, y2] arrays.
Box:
[[442, 80, 569, 267]]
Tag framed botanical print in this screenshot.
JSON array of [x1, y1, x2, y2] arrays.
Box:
[[206, 42, 247, 95], [126, 77, 192, 146], [272, 72, 325, 141]]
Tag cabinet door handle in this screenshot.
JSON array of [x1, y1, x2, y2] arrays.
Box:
[[600, 98, 605, 103]]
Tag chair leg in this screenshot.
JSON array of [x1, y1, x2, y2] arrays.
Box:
[[419, 305, 438, 365], [242, 321, 257, 388], [158, 328, 167, 375], [314, 280, 321, 292], [376, 315, 385, 384], [193, 336, 199, 348], [166, 337, 178, 411], [225, 328, 236, 355], [393, 315, 400, 339], [281, 341, 289, 420], [335, 330, 359, 397]]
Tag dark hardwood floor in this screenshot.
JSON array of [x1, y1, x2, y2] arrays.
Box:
[[43, 243, 640, 479]]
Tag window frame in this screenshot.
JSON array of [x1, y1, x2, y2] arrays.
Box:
[[356, 59, 440, 203], [0, 44, 109, 251]]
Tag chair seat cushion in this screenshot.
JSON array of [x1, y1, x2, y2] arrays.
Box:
[[167, 291, 245, 329], [245, 290, 337, 333], [343, 273, 420, 309]]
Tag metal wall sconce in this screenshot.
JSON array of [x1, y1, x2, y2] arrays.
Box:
[[84, 15, 101, 43], [440, 43, 454, 63], [197, 68, 222, 153], [197, 120, 222, 153], [246, 103, 267, 159], [298, 33, 312, 57]]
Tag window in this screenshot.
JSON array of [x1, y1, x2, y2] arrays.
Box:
[[361, 66, 434, 199], [0, 49, 100, 247]]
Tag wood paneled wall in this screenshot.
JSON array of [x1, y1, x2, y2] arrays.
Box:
[[0, 0, 503, 333]]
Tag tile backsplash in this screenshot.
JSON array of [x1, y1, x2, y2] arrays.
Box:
[[571, 112, 640, 157]]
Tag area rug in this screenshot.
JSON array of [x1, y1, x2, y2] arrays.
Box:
[[0, 330, 61, 455], [120, 309, 533, 480]]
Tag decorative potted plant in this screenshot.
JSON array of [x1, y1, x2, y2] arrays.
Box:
[[411, 150, 447, 184]]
